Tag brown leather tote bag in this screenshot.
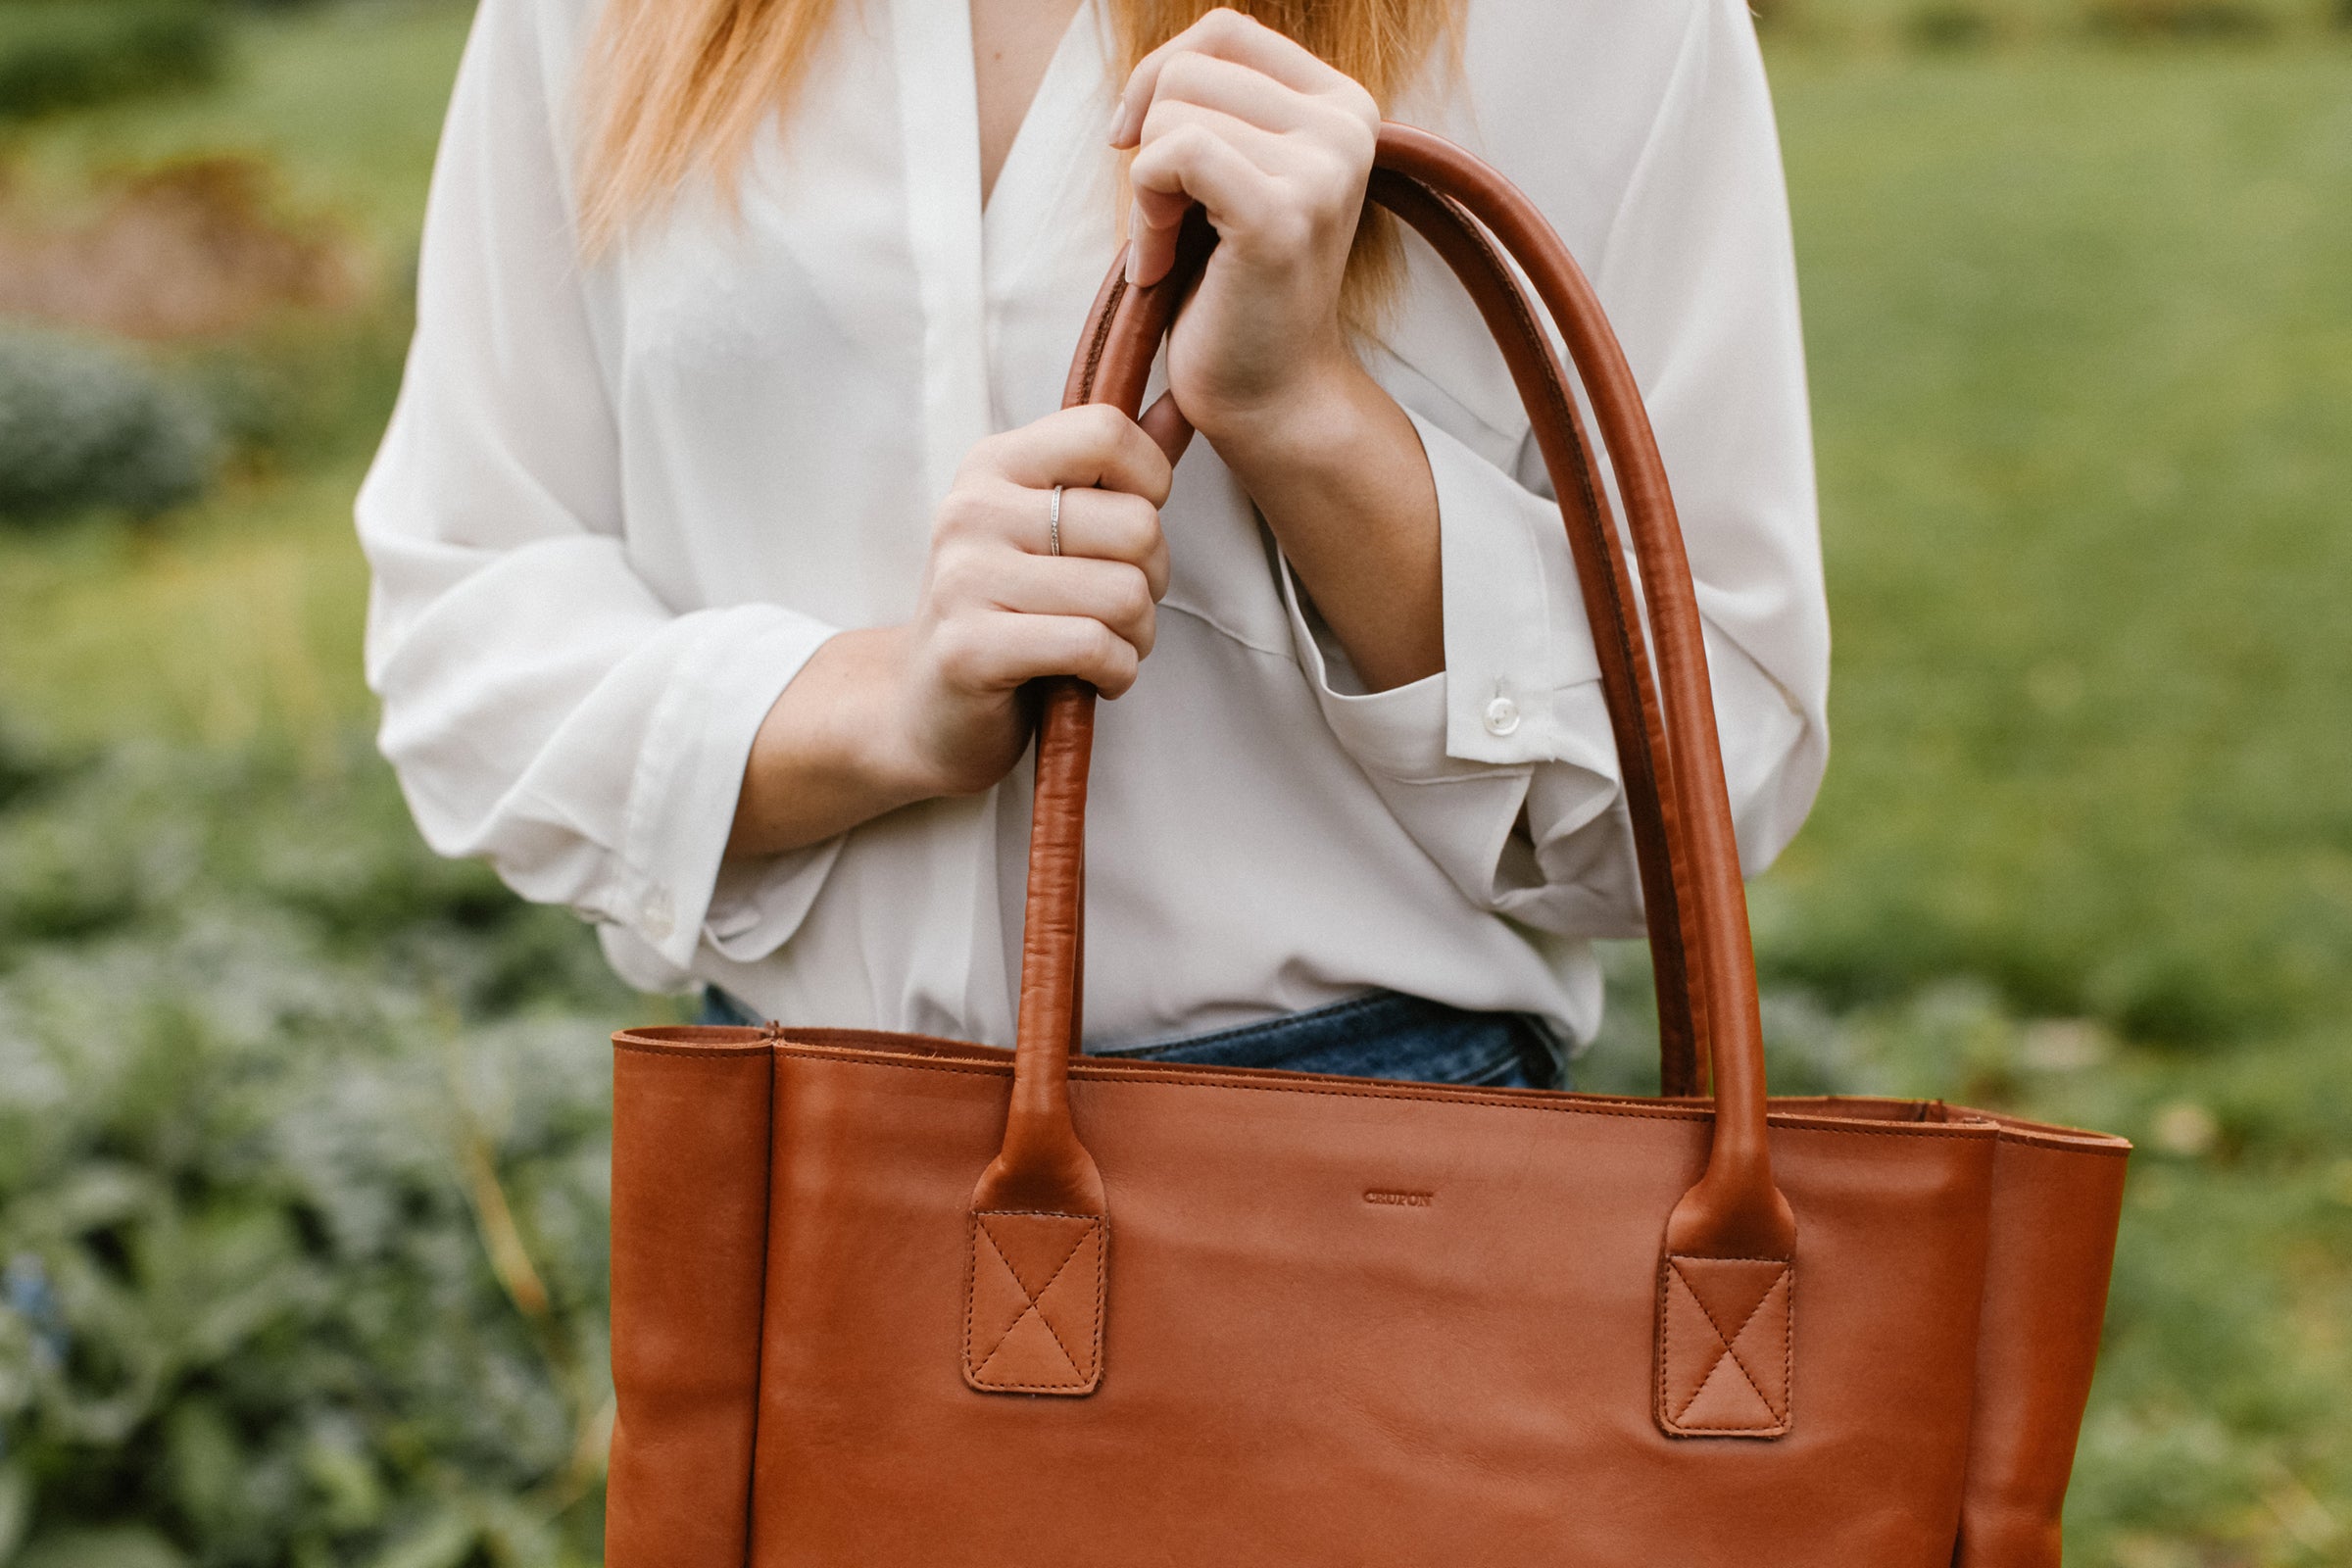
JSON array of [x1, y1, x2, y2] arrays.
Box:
[[605, 126, 2130, 1567]]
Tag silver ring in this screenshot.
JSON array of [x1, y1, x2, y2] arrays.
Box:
[[1048, 485, 1063, 557]]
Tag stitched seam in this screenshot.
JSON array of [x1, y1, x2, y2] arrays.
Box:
[[1671, 1334, 1733, 1424], [768, 1047, 1998, 1141], [1660, 1258, 1794, 1435], [1668, 1260, 1786, 1422], [1090, 1212, 1107, 1387], [971, 1219, 1095, 1382], [970, 1259, 1055, 1382], [970, 1222, 1085, 1380], [1656, 1257, 1678, 1429], [960, 1212, 986, 1385], [1076, 278, 1122, 403], [962, 1214, 1108, 1395], [1009, 1213, 1106, 1389], [1671, 1262, 1777, 1419], [1662, 1272, 1734, 1424], [1784, 1264, 1796, 1435], [612, 1037, 775, 1058]]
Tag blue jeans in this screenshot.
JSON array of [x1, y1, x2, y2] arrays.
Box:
[[698, 988, 1563, 1091]]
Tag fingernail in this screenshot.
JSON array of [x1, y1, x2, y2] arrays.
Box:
[[1108, 100, 1135, 146], [1124, 243, 1139, 285]]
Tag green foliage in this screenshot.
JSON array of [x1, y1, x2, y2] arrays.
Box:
[[1905, 2, 2002, 48], [1765, 55, 2352, 1050], [1765, 55, 2352, 1562], [1765, 0, 2344, 50], [0, 732, 635, 1565], [0, 330, 217, 527], [2084, 0, 2281, 37], [0, 3, 223, 123], [178, 296, 416, 475], [0, 1, 2346, 1563], [0, 1, 478, 256]]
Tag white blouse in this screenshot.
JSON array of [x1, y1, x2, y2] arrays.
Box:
[[357, 0, 1828, 1056]]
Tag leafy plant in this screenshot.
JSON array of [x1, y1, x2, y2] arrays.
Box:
[[0, 3, 223, 122], [0, 732, 642, 1566], [0, 330, 217, 527]]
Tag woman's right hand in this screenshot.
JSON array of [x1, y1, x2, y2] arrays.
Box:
[[729, 405, 1175, 858]]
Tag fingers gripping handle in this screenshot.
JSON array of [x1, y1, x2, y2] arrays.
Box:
[[958, 219, 1210, 1398], [965, 215, 1209, 1231]]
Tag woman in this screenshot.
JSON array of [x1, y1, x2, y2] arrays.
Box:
[[358, 0, 1826, 1088]]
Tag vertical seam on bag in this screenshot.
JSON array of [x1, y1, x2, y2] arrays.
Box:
[[1784, 1264, 1795, 1435], [1655, 1254, 1673, 1430], [738, 1042, 777, 1553]]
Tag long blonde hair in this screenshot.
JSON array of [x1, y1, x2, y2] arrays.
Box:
[[579, 0, 1456, 321]]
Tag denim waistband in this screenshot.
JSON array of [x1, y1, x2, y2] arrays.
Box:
[[1094, 990, 1562, 1091], [697, 986, 1563, 1091]]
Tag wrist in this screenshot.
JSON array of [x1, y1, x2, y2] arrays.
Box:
[[1186, 339, 1367, 462], [811, 624, 945, 806], [729, 625, 936, 858], [1199, 350, 1381, 481]]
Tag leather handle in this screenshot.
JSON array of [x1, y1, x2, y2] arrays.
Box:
[[1362, 168, 1707, 1101], [977, 127, 1793, 1264], [965, 214, 1213, 1221], [1054, 189, 1708, 1095]]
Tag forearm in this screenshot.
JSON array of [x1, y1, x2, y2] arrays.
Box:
[[726, 626, 935, 858], [1207, 357, 1443, 692]]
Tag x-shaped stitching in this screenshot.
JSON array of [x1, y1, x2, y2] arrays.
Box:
[[1668, 1259, 1787, 1424], [972, 1217, 1096, 1381]]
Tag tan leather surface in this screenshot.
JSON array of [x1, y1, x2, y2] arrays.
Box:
[[605, 126, 2132, 1565], [962, 1210, 1106, 1394], [610, 1017, 2129, 1562], [1952, 1116, 2132, 1568], [605, 1031, 774, 1568], [747, 1037, 1995, 1564]]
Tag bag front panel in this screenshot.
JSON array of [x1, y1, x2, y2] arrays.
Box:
[[746, 1046, 1998, 1566]]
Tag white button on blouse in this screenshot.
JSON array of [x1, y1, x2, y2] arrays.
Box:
[[356, 0, 1829, 1054]]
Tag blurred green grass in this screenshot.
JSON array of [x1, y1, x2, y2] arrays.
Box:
[[0, 3, 2348, 1563], [1780, 54, 2352, 1563], [1768, 54, 2352, 1045]]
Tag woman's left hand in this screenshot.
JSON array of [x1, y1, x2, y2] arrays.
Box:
[[1109, 7, 1379, 446]]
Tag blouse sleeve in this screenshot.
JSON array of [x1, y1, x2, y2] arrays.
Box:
[[355, 0, 842, 980], [1278, 0, 1829, 940]]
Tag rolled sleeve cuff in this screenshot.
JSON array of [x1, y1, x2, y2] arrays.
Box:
[[1419, 408, 1602, 764], [1277, 571, 1462, 782], [1276, 406, 1604, 783], [614, 603, 840, 969]]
